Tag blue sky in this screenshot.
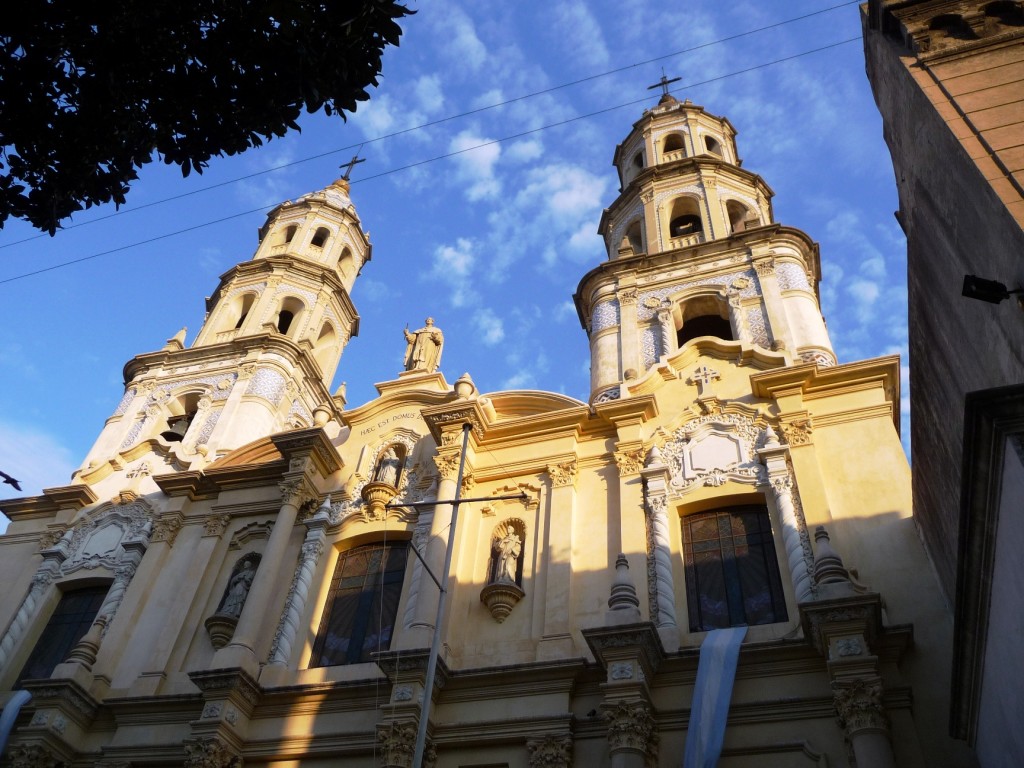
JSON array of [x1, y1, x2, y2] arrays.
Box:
[[0, 0, 909, 502]]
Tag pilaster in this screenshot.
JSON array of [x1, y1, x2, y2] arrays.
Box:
[[538, 459, 579, 660]]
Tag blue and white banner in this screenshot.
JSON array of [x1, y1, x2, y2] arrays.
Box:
[[683, 626, 747, 768]]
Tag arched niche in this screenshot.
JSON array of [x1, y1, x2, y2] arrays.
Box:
[[338, 246, 355, 281], [675, 292, 734, 347], [620, 219, 645, 256], [274, 223, 299, 247], [313, 321, 340, 376], [486, 518, 526, 587], [219, 291, 257, 334]]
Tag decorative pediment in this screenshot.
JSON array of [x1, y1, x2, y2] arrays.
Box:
[[59, 500, 153, 575], [659, 412, 766, 493]]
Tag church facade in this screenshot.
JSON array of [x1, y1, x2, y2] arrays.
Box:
[[0, 95, 971, 767]]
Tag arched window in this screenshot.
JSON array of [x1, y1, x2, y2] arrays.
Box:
[[276, 296, 304, 336], [632, 150, 644, 170], [663, 133, 685, 157], [726, 200, 757, 233], [682, 505, 788, 632], [274, 223, 299, 247], [338, 247, 355, 280], [677, 295, 733, 346], [620, 219, 644, 255], [161, 392, 201, 442], [668, 197, 704, 240], [704, 135, 723, 157], [313, 322, 339, 376], [311, 542, 409, 667], [16, 584, 109, 685], [310, 227, 330, 249], [233, 292, 256, 330]]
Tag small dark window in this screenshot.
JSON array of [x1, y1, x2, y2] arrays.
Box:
[[678, 314, 733, 345], [704, 136, 722, 156], [311, 542, 408, 667], [284, 224, 298, 243], [311, 227, 330, 248], [682, 506, 788, 632], [17, 585, 108, 685], [632, 151, 644, 169], [663, 133, 685, 154], [670, 214, 703, 237], [278, 310, 295, 335]]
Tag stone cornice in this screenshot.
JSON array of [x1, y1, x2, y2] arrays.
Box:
[[0, 483, 98, 520], [420, 399, 494, 443], [751, 356, 902, 429], [593, 394, 659, 428], [270, 428, 342, 477]]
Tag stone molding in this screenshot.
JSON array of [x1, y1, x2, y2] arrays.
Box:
[[546, 461, 578, 488], [614, 449, 645, 477], [375, 721, 436, 768], [4, 743, 67, 768]]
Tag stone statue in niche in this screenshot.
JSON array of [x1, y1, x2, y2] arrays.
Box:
[[374, 446, 402, 488], [481, 521, 526, 623], [495, 531, 522, 583], [217, 555, 259, 617], [403, 318, 444, 373]]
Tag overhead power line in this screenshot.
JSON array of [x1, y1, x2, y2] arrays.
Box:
[[0, 0, 860, 251], [0, 36, 859, 286]]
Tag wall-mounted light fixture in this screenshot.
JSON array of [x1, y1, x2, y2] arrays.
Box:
[[962, 275, 1024, 307]]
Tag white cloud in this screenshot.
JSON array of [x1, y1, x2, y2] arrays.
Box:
[[506, 139, 544, 164], [413, 75, 445, 115], [435, 6, 487, 72], [848, 280, 880, 305], [550, 0, 610, 70], [502, 371, 536, 390], [0, 421, 78, 505], [475, 308, 506, 346], [554, 300, 577, 322], [449, 131, 502, 201], [431, 238, 478, 307]]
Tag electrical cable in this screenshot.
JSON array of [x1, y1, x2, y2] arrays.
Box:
[[0, 37, 858, 286], [0, 1, 860, 250]]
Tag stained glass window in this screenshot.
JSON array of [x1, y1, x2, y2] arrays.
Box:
[[311, 542, 408, 667], [682, 505, 788, 632]]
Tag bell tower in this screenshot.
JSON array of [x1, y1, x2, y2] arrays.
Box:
[[577, 93, 836, 403], [78, 178, 368, 481]]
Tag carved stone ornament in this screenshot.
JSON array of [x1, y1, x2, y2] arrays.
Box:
[[376, 721, 436, 768], [779, 418, 813, 446], [480, 580, 525, 623], [658, 412, 767, 493], [151, 514, 183, 546], [546, 461, 578, 488], [604, 700, 658, 757], [753, 258, 775, 276], [833, 677, 889, 736], [38, 526, 68, 551], [527, 734, 573, 768], [4, 743, 67, 768], [614, 449, 645, 477], [203, 514, 231, 538], [433, 453, 461, 481], [183, 736, 242, 768], [618, 289, 639, 305]]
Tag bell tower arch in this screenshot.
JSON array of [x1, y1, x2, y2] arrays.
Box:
[[80, 178, 369, 476], [577, 93, 836, 403]]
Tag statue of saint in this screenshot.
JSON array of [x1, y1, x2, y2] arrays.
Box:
[[374, 446, 402, 487], [218, 559, 257, 617], [495, 531, 522, 583], [404, 318, 444, 373]]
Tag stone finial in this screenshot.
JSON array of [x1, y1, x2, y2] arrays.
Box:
[[454, 372, 476, 400], [645, 445, 664, 467], [314, 495, 332, 521], [764, 424, 781, 448], [607, 554, 641, 623], [163, 326, 187, 351], [813, 526, 851, 585], [312, 404, 332, 427]]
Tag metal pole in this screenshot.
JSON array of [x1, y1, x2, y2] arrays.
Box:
[[411, 422, 471, 767]]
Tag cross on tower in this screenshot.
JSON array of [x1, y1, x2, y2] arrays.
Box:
[[647, 69, 682, 98], [339, 150, 366, 181]]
